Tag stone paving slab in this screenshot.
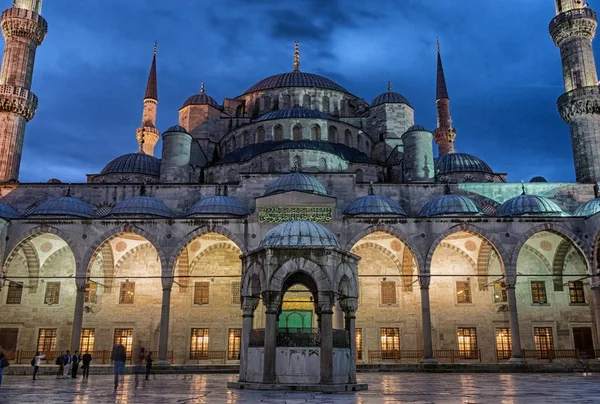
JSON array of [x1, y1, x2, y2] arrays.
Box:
[[0, 372, 599, 403]]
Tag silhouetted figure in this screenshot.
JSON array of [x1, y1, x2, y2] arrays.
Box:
[[111, 344, 127, 389], [145, 352, 153, 381], [55, 352, 65, 379], [81, 351, 92, 379], [71, 350, 80, 378]]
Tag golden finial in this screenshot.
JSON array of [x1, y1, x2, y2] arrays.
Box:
[[436, 37, 441, 53], [153, 41, 157, 55], [293, 40, 300, 72], [200, 82, 205, 94], [387, 81, 392, 92]]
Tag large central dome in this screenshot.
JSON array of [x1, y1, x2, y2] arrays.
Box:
[[243, 72, 349, 95]]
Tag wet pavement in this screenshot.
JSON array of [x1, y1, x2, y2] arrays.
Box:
[[0, 372, 599, 403]]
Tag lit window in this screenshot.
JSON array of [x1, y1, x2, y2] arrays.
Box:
[[495, 328, 512, 359], [531, 281, 547, 304], [380, 281, 396, 305], [231, 281, 241, 305], [119, 282, 135, 304], [6, 281, 23, 304], [113, 328, 133, 358], [44, 282, 61, 305], [456, 281, 471, 304], [493, 281, 507, 303], [457, 327, 478, 359], [356, 328, 363, 361], [37, 328, 57, 353], [194, 282, 210, 305], [190, 328, 209, 359], [84, 282, 98, 304], [380, 328, 399, 359], [534, 327, 554, 358], [227, 328, 242, 360], [569, 281, 585, 304], [80, 328, 95, 352]]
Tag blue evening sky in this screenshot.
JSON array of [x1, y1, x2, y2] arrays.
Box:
[[5, 0, 587, 183]]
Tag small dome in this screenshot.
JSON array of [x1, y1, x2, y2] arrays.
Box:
[[47, 178, 62, 184], [255, 108, 336, 122], [344, 194, 407, 216], [243, 72, 348, 95], [260, 220, 340, 248], [164, 125, 189, 134], [188, 195, 249, 216], [420, 194, 482, 217], [371, 91, 411, 107], [110, 196, 174, 217], [100, 153, 161, 177], [498, 194, 567, 217], [405, 125, 430, 133], [574, 198, 600, 217], [530, 176, 548, 183], [435, 153, 493, 175], [29, 196, 96, 218], [0, 202, 20, 219], [265, 173, 327, 196], [182, 91, 219, 109]]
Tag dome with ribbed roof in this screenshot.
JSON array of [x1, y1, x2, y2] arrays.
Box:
[[243, 72, 348, 95], [188, 196, 249, 216], [29, 196, 96, 218], [371, 91, 411, 107], [574, 198, 600, 217], [435, 153, 493, 175], [498, 194, 567, 217], [182, 84, 219, 109], [255, 108, 336, 122], [100, 153, 161, 177], [0, 202, 21, 219], [344, 194, 407, 216], [265, 173, 327, 196], [260, 220, 340, 248], [110, 196, 174, 217], [420, 194, 482, 217]]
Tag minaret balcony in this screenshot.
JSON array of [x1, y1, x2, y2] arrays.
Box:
[[550, 8, 597, 45], [1, 7, 47, 45], [0, 84, 37, 120], [557, 86, 600, 123]]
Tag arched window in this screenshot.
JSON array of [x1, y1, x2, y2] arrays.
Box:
[[235, 104, 244, 117], [322, 96, 330, 113], [345, 129, 352, 146], [318, 157, 327, 172], [267, 157, 275, 173], [256, 127, 265, 143], [264, 96, 272, 112], [283, 94, 291, 109], [274, 124, 283, 141], [328, 126, 338, 143], [303, 94, 311, 109], [311, 125, 321, 141], [357, 134, 362, 151], [293, 124, 302, 141], [242, 131, 249, 147], [355, 169, 363, 183], [292, 155, 302, 172]]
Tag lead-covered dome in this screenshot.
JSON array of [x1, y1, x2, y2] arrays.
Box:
[[164, 125, 189, 134], [100, 153, 161, 177], [188, 195, 249, 216], [574, 198, 600, 217], [498, 194, 567, 217], [0, 202, 20, 219], [260, 220, 340, 248], [264, 173, 327, 196], [435, 153, 493, 175], [255, 108, 336, 122], [182, 93, 219, 109], [420, 194, 482, 217], [371, 91, 411, 107], [110, 196, 174, 217], [29, 196, 96, 218], [344, 194, 407, 216], [243, 72, 348, 95]]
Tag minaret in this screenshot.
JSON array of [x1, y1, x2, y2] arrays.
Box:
[[0, 0, 47, 182], [433, 38, 456, 155], [551, 1, 600, 183], [135, 42, 159, 156]]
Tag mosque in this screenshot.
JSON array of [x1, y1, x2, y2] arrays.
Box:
[[1, 0, 600, 384]]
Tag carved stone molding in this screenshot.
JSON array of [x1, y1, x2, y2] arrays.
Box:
[[557, 86, 600, 123]]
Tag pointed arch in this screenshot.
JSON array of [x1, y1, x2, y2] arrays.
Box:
[[269, 257, 331, 293], [402, 244, 416, 291], [522, 244, 552, 272], [438, 242, 477, 272], [175, 248, 190, 292], [21, 241, 40, 292], [187, 242, 242, 274], [350, 241, 402, 272], [40, 246, 74, 274], [476, 241, 493, 291], [114, 242, 155, 275], [98, 242, 115, 292], [4, 225, 80, 264], [552, 239, 572, 291]]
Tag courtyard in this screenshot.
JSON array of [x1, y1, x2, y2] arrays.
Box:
[[0, 372, 598, 403]]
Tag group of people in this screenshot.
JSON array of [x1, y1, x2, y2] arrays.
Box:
[[51, 350, 92, 380]]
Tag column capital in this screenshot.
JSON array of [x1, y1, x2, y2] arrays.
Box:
[[418, 274, 431, 288], [242, 296, 259, 316], [262, 291, 281, 313]]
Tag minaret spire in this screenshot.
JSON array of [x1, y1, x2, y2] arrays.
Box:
[[293, 41, 300, 72], [136, 42, 160, 156], [433, 38, 456, 155]]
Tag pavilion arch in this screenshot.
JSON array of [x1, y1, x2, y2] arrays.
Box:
[[333, 262, 359, 298], [269, 257, 331, 294]]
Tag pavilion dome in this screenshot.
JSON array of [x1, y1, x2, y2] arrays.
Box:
[[0, 202, 21, 219], [264, 173, 327, 196], [110, 196, 174, 217], [435, 153, 493, 175], [187, 195, 249, 216], [29, 196, 96, 218], [243, 71, 348, 95], [259, 220, 340, 248], [574, 198, 600, 217], [100, 153, 161, 177], [420, 194, 482, 217], [255, 108, 335, 122], [344, 194, 407, 216], [182, 84, 219, 109], [371, 91, 411, 107], [498, 194, 567, 217]]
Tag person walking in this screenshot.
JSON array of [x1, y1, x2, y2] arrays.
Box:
[[0, 344, 8, 387], [145, 352, 153, 381], [133, 346, 145, 387], [111, 344, 127, 389], [32, 352, 45, 380], [71, 350, 80, 378], [81, 351, 92, 380], [63, 350, 71, 378], [55, 352, 65, 379]]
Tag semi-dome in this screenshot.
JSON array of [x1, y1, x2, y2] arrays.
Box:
[[498, 194, 567, 217], [371, 91, 411, 107], [255, 108, 336, 122], [0, 202, 21, 219], [435, 153, 493, 175], [420, 194, 482, 217], [100, 153, 161, 177], [182, 84, 219, 109], [243, 72, 348, 95], [110, 196, 174, 217], [29, 196, 96, 218], [574, 198, 600, 217], [164, 125, 189, 134], [264, 173, 327, 196], [530, 176, 548, 183], [188, 195, 249, 216], [259, 220, 340, 248], [344, 194, 407, 216]]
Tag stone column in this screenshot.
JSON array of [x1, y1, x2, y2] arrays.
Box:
[[591, 285, 600, 356], [342, 298, 358, 384], [334, 300, 344, 329], [70, 283, 86, 353], [420, 285, 435, 362], [239, 297, 258, 382], [506, 284, 524, 362], [263, 291, 280, 383], [158, 281, 172, 364], [319, 294, 334, 384]]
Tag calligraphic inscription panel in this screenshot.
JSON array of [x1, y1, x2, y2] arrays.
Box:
[[258, 206, 332, 223]]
